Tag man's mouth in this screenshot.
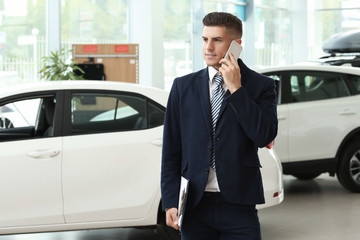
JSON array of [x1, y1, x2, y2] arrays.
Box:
[[205, 53, 216, 58]]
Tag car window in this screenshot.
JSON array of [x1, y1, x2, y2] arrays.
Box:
[[71, 92, 164, 134], [265, 74, 280, 103], [288, 72, 350, 103], [290, 76, 300, 93], [148, 101, 165, 128], [345, 74, 360, 94], [0, 96, 56, 141]]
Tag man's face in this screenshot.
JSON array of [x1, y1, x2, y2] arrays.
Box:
[[202, 26, 232, 70]]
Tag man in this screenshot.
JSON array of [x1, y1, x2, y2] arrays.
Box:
[[161, 12, 278, 240]]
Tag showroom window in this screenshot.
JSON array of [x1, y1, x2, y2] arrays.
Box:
[[204, 1, 240, 17], [163, 0, 192, 89], [307, 0, 360, 59], [254, 0, 293, 66], [61, 0, 129, 52], [0, 0, 46, 87]]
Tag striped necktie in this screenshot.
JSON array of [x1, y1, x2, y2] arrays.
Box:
[[210, 74, 225, 170]]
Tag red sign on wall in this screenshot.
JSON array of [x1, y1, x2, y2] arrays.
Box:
[[83, 45, 98, 53], [114, 45, 129, 53]]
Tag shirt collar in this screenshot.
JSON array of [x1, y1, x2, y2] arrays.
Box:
[[208, 66, 219, 84]]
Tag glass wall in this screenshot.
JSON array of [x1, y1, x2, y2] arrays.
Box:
[[204, 2, 239, 17], [163, 0, 192, 89], [0, 0, 359, 88], [163, 0, 244, 88], [253, 0, 293, 67], [308, 0, 360, 59], [0, 0, 46, 87], [61, 0, 129, 52]]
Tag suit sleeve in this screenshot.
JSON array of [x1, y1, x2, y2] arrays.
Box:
[[225, 76, 278, 148], [161, 78, 182, 210]]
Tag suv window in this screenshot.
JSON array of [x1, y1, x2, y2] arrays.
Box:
[[264, 73, 280, 103], [288, 72, 350, 103], [71, 92, 164, 134], [345, 74, 360, 94], [0, 96, 56, 141]]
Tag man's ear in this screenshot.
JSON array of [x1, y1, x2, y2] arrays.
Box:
[[235, 39, 242, 45]]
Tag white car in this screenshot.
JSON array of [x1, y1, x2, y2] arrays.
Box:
[[0, 81, 283, 238], [259, 64, 360, 192]]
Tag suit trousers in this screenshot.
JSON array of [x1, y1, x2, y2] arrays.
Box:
[[181, 192, 261, 240]]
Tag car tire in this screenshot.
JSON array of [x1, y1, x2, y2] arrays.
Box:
[[158, 210, 181, 240], [337, 141, 360, 193], [292, 172, 321, 180]]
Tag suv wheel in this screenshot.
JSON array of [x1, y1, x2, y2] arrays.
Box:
[[337, 141, 360, 192]]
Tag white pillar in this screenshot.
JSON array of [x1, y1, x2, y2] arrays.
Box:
[[243, 0, 256, 66], [129, 0, 164, 88], [292, 1, 308, 63], [192, 0, 204, 72], [47, 0, 61, 56]]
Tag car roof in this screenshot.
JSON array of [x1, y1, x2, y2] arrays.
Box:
[[257, 64, 360, 75], [0, 81, 169, 106]]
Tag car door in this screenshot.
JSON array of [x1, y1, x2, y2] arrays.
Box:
[[0, 93, 64, 227], [62, 90, 165, 224], [283, 71, 356, 162]]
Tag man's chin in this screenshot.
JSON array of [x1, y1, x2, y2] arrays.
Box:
[[205, 60, 220, 69]]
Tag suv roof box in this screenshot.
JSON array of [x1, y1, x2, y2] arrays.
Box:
[[322, 30, 360, 54]]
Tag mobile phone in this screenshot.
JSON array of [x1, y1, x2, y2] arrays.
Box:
[[224, 40, 243, 59]]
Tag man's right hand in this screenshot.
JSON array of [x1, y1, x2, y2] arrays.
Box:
[[165, 208, 179, 230]]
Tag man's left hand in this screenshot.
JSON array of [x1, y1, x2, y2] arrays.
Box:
[[219, 52, 242, 94]]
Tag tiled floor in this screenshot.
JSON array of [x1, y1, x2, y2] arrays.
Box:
[[1, 174, 358, 240], [260, 174, 359, 240]]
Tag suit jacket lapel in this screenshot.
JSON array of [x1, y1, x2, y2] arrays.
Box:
[[198, 68, 212, 138]]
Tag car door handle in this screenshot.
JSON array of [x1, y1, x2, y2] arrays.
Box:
[[339, 109, 356, 116], [278, 115, 286, 120], [27, 149, 60, 159], [150, 139, 163, 146]]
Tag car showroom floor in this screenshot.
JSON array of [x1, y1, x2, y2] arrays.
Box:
[[1, 174, 358, 240]]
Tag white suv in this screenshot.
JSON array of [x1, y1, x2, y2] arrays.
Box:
[[259, 64, 360, 192]]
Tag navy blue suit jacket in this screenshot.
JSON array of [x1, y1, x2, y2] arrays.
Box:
[[161, 59, 278, 211]]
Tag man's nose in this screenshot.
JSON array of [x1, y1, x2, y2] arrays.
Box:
[[206, 40, 214, 51]]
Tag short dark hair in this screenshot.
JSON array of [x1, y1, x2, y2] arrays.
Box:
[[202, 12, 243, 39]]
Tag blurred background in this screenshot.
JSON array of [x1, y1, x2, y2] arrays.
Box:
[[0, 0, 359, 89]]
